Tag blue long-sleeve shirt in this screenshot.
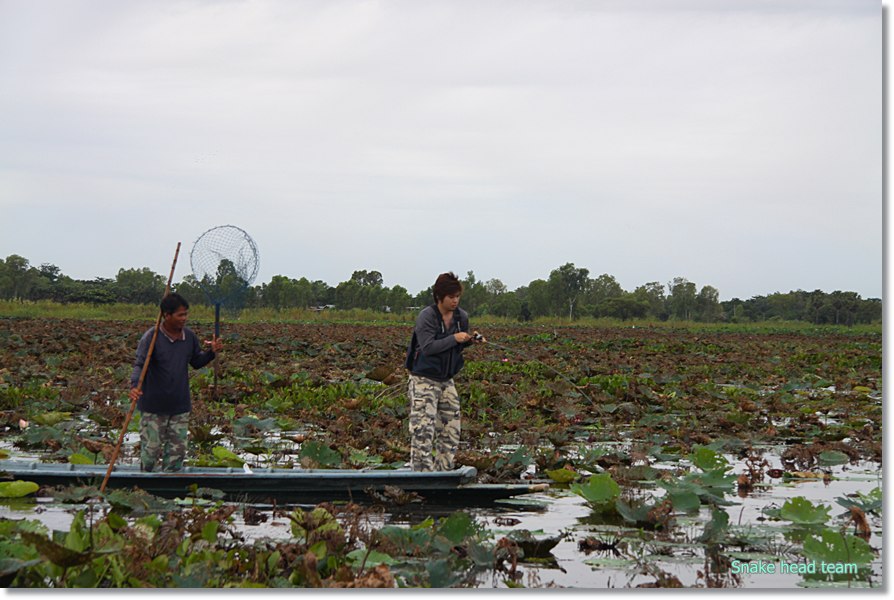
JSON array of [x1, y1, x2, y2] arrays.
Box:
[[130, 326, 215, 415]]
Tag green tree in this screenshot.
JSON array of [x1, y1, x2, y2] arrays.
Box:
[[587, 273, 624, 317], [518, 280, 552, 318], [485, 278, 508, 296], [856, 297, 882, 324], [212, 259, 251, 310], [695, 285, 721, 322], [25, 263, 61, 301], [310, 280, 335, 306], [115, 267, 165, 304], [722, 298, 748, 323], [1, 255, 36, 300], [602, 294, 649, 320], [351, 270, 384, 288], [742, 295, 771, 321], [460, 271, 488, 315], [174, 274, 207, 305], [668, 277, 697, 321], [65, 278, 116, 304], [38, 263, 61, 283], [386, 285, 412, 312], [490, 292, 520, 318], [334, 279, 362, 309], [262, 275, 302, 309], [291, 277, 315, 308], [633, 282, 668, 320], [485, 279, 519, 318], [766, 291, 807, 321], [548, 263, 590, 320], [345, 270, 386, 310], [828, 291, 860, 326], [411, 288, 431, 308], [366, 285, 388, 311], [805, 289, 827, 324]]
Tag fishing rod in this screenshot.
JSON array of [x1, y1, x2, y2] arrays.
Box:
[[371, 332, 598, 406], [474, 333, 597, 406]]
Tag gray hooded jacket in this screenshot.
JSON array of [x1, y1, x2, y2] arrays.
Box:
[[405, 304, 471, 381]]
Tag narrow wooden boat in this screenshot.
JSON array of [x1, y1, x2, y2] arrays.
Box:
[[0, 460, 548, 504]]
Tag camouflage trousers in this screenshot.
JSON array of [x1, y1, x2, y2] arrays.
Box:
[[140, 411, 189, 472], [407, 375, 461, 472]]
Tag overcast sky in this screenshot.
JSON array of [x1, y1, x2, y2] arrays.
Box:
[[0, 0, 882, 300]]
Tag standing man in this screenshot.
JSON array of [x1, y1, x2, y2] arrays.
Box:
[[129, 293, 222, 472], [405, 272, 484, 471]]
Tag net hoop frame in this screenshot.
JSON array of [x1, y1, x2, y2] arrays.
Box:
[[189, 224, 260, 304]]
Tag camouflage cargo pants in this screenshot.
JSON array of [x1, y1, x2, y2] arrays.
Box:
[[140, 411, 190, 472], [408, 374, 461, 472]]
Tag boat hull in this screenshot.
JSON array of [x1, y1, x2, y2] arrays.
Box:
[[0, 460, 545, 504]]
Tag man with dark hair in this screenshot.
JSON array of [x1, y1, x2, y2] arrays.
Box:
[[405, 272, 484, 471], [129, 293, 222, 472]]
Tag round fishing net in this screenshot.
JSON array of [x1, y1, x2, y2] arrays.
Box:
[[190, 225, 260, 305]]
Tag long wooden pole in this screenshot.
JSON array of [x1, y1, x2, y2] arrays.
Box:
[[212, 302, 220, 400], [100, 242, 181, 492]]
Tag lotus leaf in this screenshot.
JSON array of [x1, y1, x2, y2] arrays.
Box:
[[211, 446, 245, 467], [233, 415, 279, 437], [545, 468, 578, 483], [426, 557, 461, 588], [31, 411, 71, 427], [614, 499, 652, 524], [817, 451, 849, 466], [104, 488, 175, 514], [835, 487, 881, 515], [667, 490, 701, 513], [697, 508, 730, 543], [346, 548, 396, 567], [437, 511, 480, 545], [658, 470, 735, 507], [570, 473, 620, 510], [689, 446, 730, 472], [378, 524, 434, 555], [0, 481, 39, 498], [0, 558, 43, 586], [68, 453, 92, 465], [779, 497, 831, 525], [802, 528, 874, 565], [18, 426, 64, 449], [298, 440, 342, 468]]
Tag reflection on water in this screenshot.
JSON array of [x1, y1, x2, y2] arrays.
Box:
[[0, 449, 882, 589]]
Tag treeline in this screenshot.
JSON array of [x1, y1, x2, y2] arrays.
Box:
[[0, 254, 880, 325]]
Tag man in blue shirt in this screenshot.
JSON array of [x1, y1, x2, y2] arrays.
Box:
[[129, 293, 222, 472]]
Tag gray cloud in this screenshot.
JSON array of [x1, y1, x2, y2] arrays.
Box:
[[0, 0, 881, 299]]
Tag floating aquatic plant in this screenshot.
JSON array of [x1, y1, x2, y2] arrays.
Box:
[[802, 528, 874, 567], [570, 473, 620, 512], [0, 481, 39, 498], [778, 497, 831, 526]]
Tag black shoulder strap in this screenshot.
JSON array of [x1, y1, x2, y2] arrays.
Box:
[[405, 331, 418, 369]]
